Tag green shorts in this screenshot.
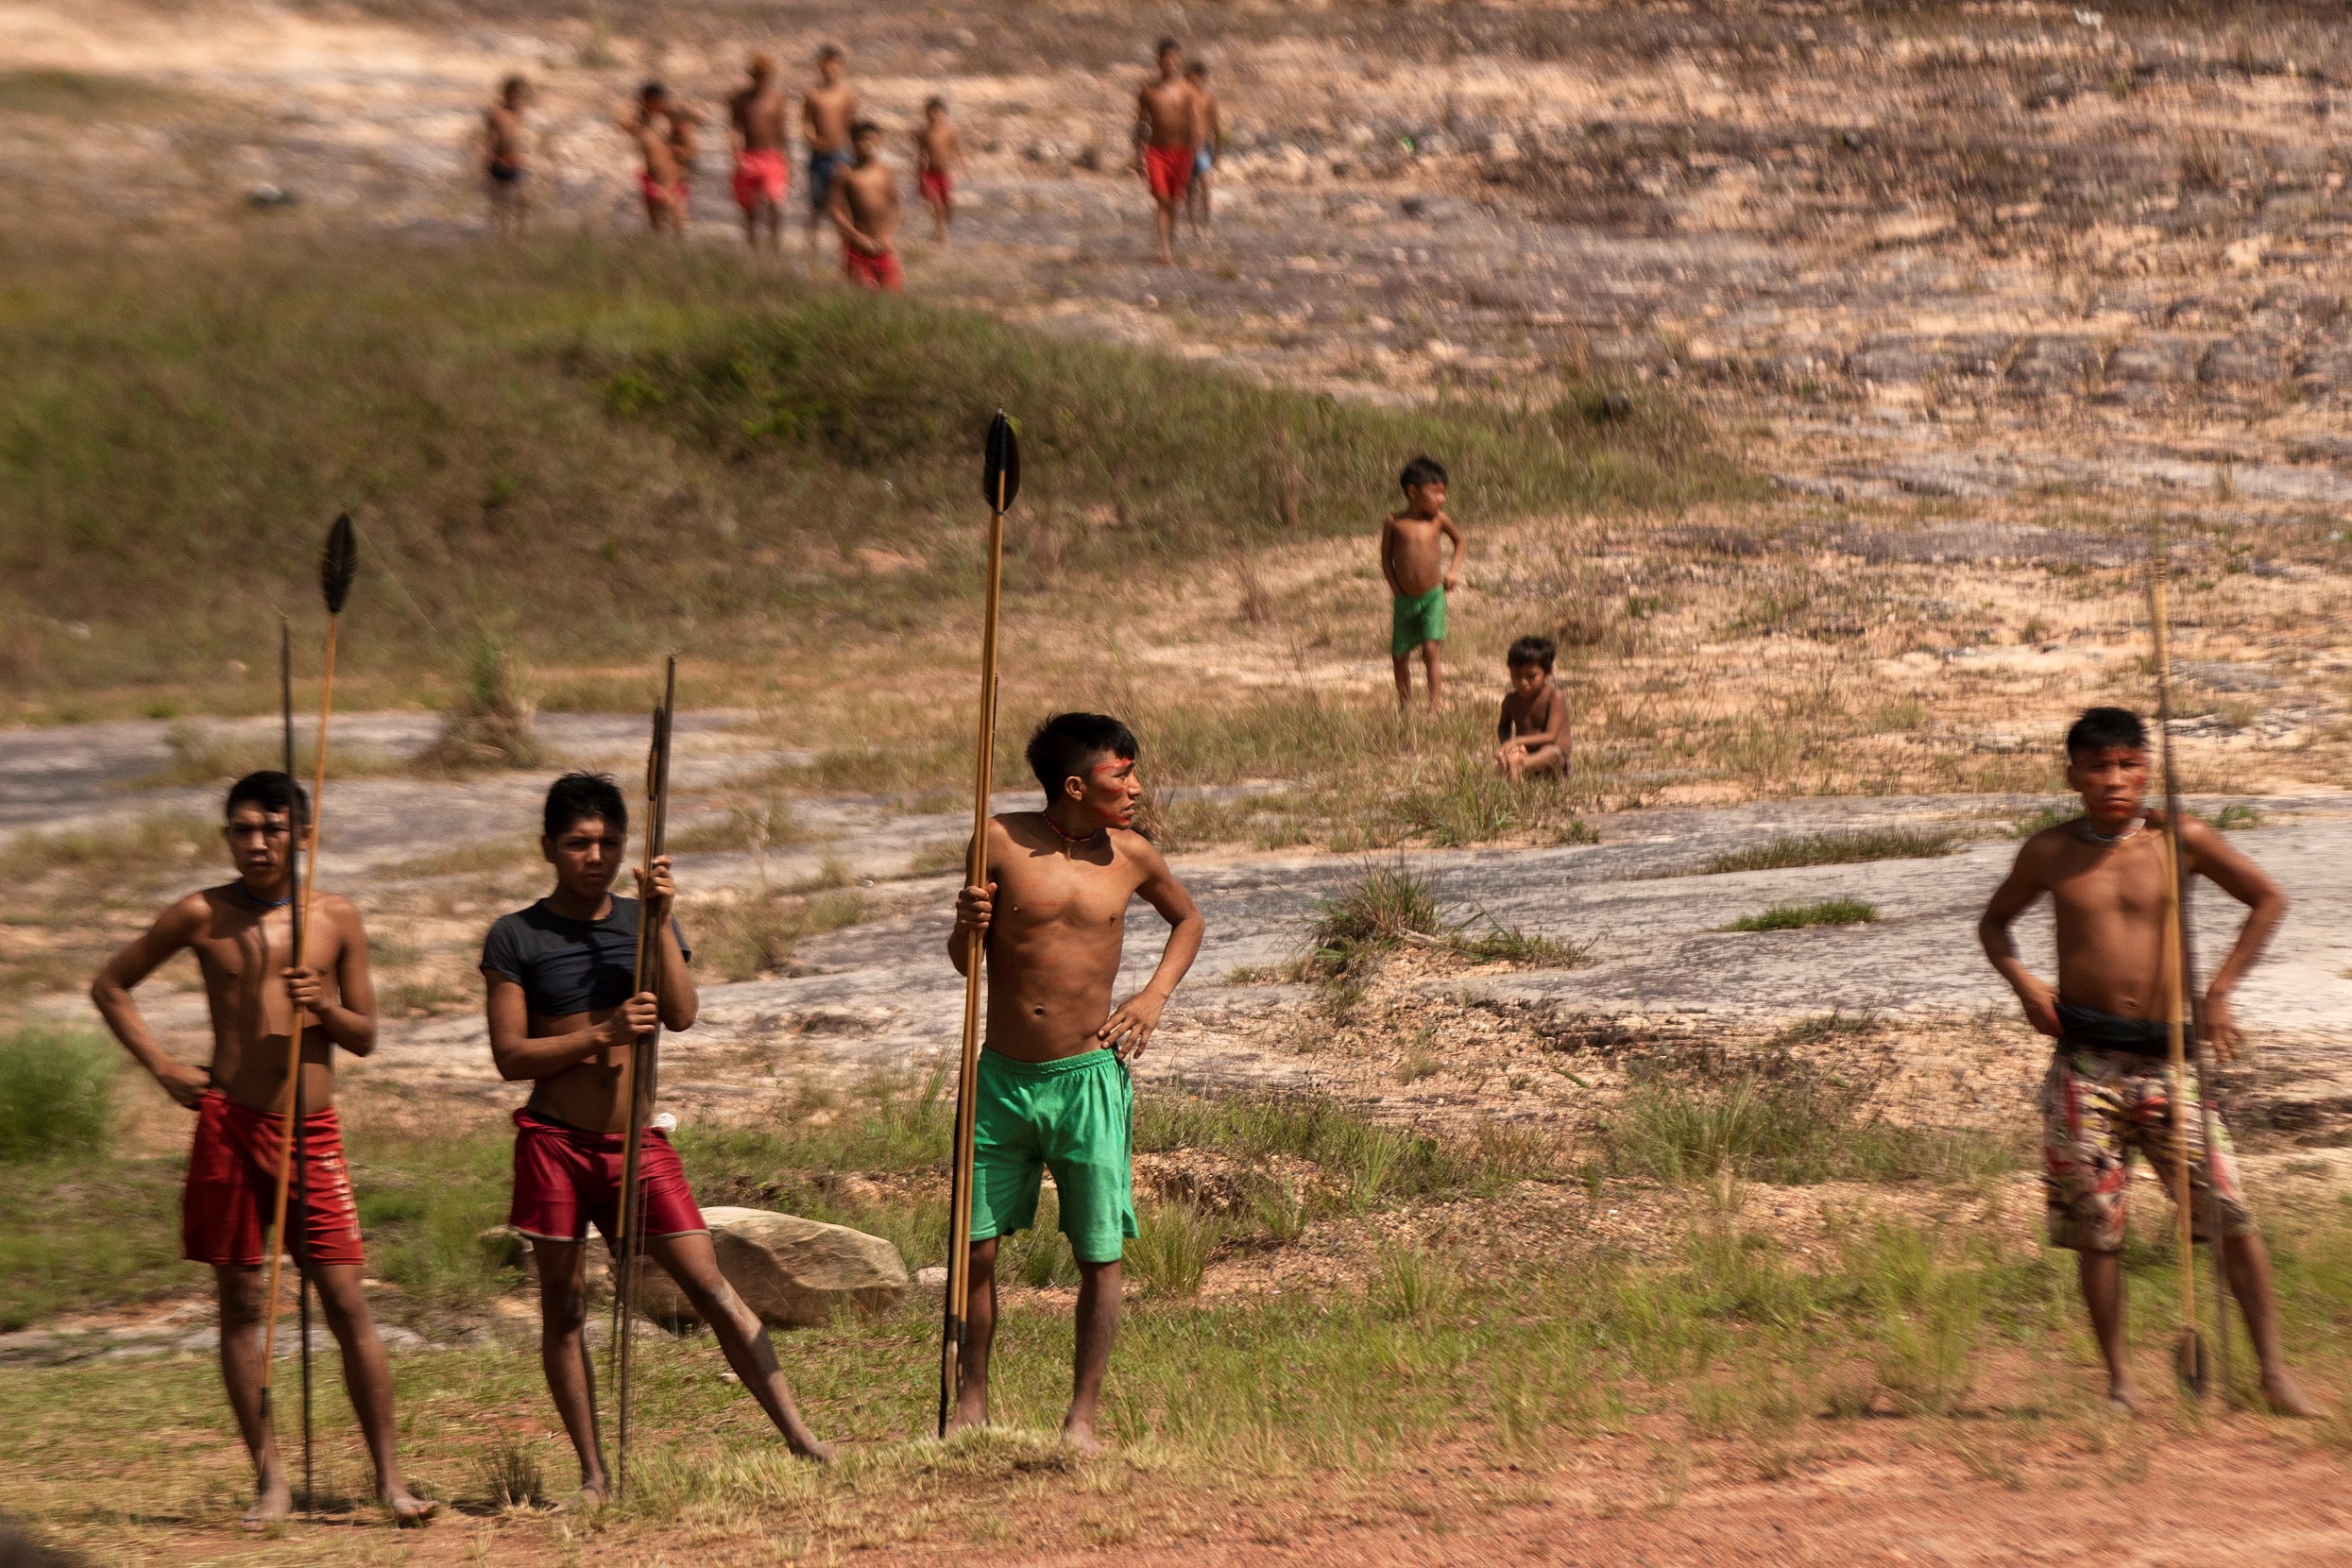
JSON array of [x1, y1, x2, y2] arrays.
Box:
[[969, 1047, 1137, 1265], [1391, 587, 1447, 656]]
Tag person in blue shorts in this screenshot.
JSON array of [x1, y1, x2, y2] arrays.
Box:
[[945, 713, 1205, 1452]]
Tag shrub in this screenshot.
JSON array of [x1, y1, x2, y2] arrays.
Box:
[[1723, 897, 1878, 931], [0, 1026, 116, 1163]]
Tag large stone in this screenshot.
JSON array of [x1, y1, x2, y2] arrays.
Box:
[[629, 1208, 910, 1332]]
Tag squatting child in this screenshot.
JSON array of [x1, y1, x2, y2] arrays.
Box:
[[1495, 635, 1568, 780]]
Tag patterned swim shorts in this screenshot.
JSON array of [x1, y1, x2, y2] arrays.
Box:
[[2039, 1047, 2255, 1253]]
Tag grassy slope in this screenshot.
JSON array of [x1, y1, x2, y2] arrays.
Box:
[[0, 236, 1743, 715]]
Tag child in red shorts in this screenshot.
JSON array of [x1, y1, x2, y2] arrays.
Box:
[[92, 772, 434, 1527], [915, 95, 962, 243], [827, 120, 903, 293], [482, 774, 833, 1502]]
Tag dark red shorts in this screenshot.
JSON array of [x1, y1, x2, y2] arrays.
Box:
[[508, 1107, 705, 1250], [842, 246, 904, 293], [182, 1091, 366, 1269], [920, 169, 952, 205]]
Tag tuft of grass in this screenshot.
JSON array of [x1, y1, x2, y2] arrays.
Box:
[[1450, 920, 1594, 967], [1372, 1243, 1459, 1324], [474, 1438, 549, 1511], [1723, 897, 1878, 931], [1699, 827, 1961, 875], [1304, 862, 1440, 978], [0, 1025, 116, 1163], [696, 889, 870, 982], [1127, 1202, 1219, 1299], [2208, 802, 2260, 831]]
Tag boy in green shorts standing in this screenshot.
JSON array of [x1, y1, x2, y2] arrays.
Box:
[[1380, 455, 1466, 713], [945, 713, 1205, 1451]]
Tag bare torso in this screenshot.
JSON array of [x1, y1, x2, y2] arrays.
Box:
[[519, 1000, 636, 1131], [917, 122, 959, 172], [980, 816, 1155, 1062], [1382, 511, 1454, 597], [180, 889, 352, 1111], [731, 86, 787, 151], [837, 161, 899, 248], [1138, 78, 1199, 149], [486, 106, 526, 170], [2033, 824, 2177, 1017], [1499, 685, 1562, 744], [804, 86, 855, 155]]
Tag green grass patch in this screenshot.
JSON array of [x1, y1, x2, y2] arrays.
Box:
[[0, 237, 1742, 699], [0, 1025, 116, 1163], [2011, 801, 2085, 837], [1724, 897, 1879, 931], [1700, 827, 1962, 876]]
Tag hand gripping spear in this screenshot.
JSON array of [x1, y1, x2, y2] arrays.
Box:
[[260, 514, 357, 1511], [2148, 520, 2231, 1402], [940, 412, 1020, 1439], [607, 654, 677, 1501]]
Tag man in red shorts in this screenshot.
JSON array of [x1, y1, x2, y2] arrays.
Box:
[[91, 772, 435, 1528], [827, 119, 902, 292], [1133, 37, 1204, 264], [482, 773, 832, 1504], [727, 54, 790, 250]]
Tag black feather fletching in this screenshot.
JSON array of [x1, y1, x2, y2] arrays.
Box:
[[982, 412, 1020, 511], [320, 514, 358, 616]]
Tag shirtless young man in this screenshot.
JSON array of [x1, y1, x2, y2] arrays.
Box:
[[1980, 707, 2316, 1416], [801, 45, 857, 249], [1133, 39, 1204, 265], [90, 773, 434, 1528], [483, 774, 832, 1504], [828, 121, 902, 292], [946, 713, 1205, 1452], [1495, 636, 1568, 780], [727, 55, 791, 250], [914, 97, 963, 244], [1379, 454, 1466, 713], [620, 82, 695, 235], [484, 75, 532, 237], [1181, 61, 1221, 232]]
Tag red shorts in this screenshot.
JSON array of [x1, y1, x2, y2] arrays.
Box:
[[639, 172, 689, 208], [920, 168, 952, 206], [842, 246, 904, 293], [732, 148, 789, 210], [1144, 144, 1194, 204], [508, 1107, 705, 1249], [182, 1091, 366, 1269]]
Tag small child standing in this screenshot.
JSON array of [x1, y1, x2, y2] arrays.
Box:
[[1379, 455, 1467, 713], [915, 96, 962, 243], [1495, 636, 1568, 780]]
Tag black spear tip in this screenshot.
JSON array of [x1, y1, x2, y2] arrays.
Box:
[[982, 411, 1021, 511], [320, 514, 358, 616]]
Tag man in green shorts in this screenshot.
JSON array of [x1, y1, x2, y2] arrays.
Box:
[[946, 712, 1205, 1451], [1379, 454, 1466, 713]]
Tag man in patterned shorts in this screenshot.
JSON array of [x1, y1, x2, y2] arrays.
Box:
[[1980, 707, 2315, 1415]]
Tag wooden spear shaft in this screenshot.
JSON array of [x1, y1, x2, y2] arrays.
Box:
[[940, 475, 1008, 1438], [609, 655, 675, 1501]]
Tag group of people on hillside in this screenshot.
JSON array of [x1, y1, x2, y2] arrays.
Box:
[[479, 36, 1226, 281]]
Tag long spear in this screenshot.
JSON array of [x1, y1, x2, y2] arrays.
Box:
[[608, 655, 676, 1501], [941, 412, 1020, 1438], [2148, 520, 2229, 1402], [260, 514, 357, 1509]]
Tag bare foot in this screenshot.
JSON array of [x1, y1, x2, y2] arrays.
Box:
[[240, 1479, 293, 1531], [2105, 1381, 2139, 1416], [2261, 1372, 2325, 1419], [1061, 1419, 1110, 1457], [383, 1488, 437, 1527], [943, 1389, 989, 1439], [788, 1432, 838, 1464], [563, 1478, 610, 1512]]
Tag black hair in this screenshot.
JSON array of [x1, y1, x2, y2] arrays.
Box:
[[501, 74, 527, 96], [1399, 454, 1449, 491], [639, 80, 667, 101], [925, 94, 946, 111], [1185, 60, 1209, 77], [1157, 36, 1181, 55], [225, 771, 309, 828], [542, 772, 628, 839], [1027, 712, 1138, 798], [851, 119, 881, 139], [818, 43, 844, 61], [2065, 707, 2147, 758], [1507, 635, 1557, 673]]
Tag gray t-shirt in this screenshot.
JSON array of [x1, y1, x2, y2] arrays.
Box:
[[480, 897, 690, 1017]]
